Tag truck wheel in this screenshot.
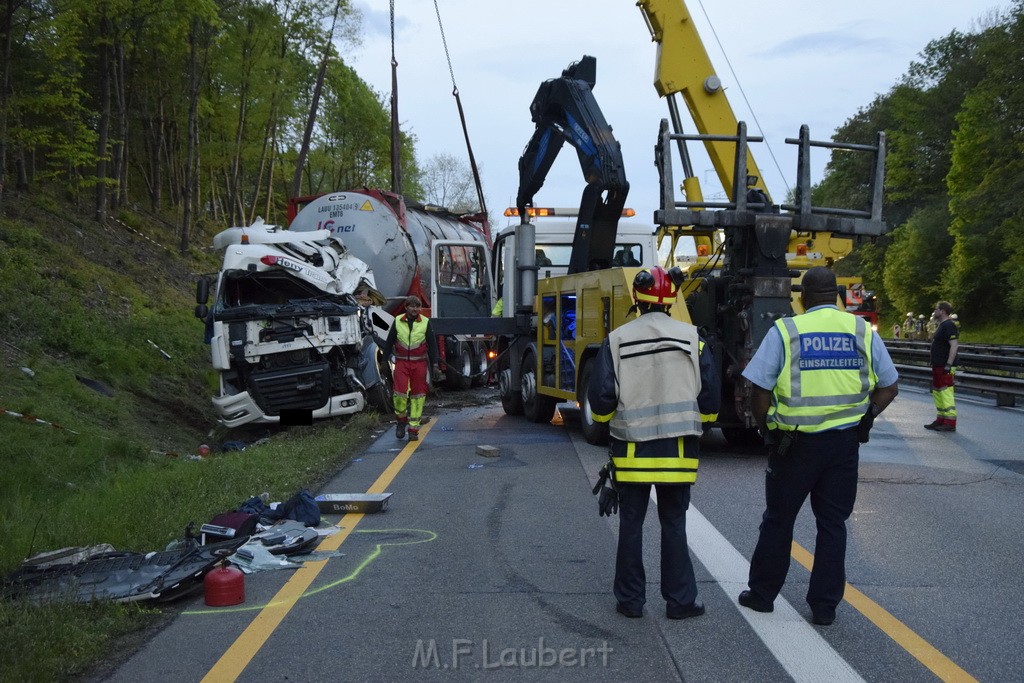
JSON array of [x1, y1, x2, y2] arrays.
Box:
[[366, 383, 393, 413], [471, 344, 488, 387], [366, 357, 394, 413], [499, 366, 524, 415], [578, 362, 608, 445], [522, 351, 557, 424], [445, 343, 474, 391]]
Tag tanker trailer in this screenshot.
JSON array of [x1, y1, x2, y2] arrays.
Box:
[[288, 190, 496, 390]]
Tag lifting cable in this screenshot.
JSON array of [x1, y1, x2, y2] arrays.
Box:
[[694, 0, 791, 197], [432, 0, 489, 222], [389, 0, 402, 194]]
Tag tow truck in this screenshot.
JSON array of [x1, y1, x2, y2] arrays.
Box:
[[480, 1, 891, 446], [634, 0, 889, 443]]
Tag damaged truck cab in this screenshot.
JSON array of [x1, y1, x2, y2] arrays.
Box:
[[195, 219, 390, 428]]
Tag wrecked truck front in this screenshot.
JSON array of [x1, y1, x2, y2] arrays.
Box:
[[204, 232, 384, 427]]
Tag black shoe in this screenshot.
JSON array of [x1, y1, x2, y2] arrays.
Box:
[[667, 601, 705, 620], [408, 430, 419, 441], [933, 423, 955, 432], [616, 603, 643, 618], [924, 421, 941, 430], [811, 608, 836, 626], [396, 422, 407, 439], [738, 590, 774, 613]]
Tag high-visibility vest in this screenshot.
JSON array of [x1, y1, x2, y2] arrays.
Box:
[[769, 307, 876, 433], [395, 315, 430, 362], [607, 313, 702, 484]]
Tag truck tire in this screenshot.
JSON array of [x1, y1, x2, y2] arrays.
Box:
[[522, 351, 557, 423], [445, 342, 474, 391], [368, 356, 395, 414], [471, 344, 488, 388], [499, 366, 524, 415], [366, 383, 393, 413], [578, 361, 609, 445]]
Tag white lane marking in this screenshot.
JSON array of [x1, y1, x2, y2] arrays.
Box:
[[684, 502, 865, 683]]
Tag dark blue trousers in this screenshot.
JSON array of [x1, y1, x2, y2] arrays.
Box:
[[747, 427, 859, 612], [615, 483, 697, 611]]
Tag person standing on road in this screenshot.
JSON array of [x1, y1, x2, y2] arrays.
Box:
[[738, 266, 899, 626], [925, 301, 959, 432], [380, 296, 443, 441], [588, 266, 721, 620]]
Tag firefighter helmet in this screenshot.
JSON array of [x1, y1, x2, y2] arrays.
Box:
[[632, 266, 678, 305]]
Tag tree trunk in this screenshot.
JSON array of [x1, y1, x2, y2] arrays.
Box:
[[0, 0, 22, 202], [113, 41, 128, 212], [95, 12, 112, 224], [249, 114, 274, 224], [180, 18, 202, 254], [289, 0, 343, 199]]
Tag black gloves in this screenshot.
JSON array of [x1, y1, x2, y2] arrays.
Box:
[[593, 463, 618, 516], [857, 404, 881, 443], [598, 487, 619, 516]]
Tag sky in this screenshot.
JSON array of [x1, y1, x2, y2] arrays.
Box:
[[345, 0, 1003, 246]]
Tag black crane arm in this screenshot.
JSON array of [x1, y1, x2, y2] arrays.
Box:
[[515, 56, 630, 274]]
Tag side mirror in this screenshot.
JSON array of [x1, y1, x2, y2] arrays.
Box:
[[194, 304, 209, 320], [196, 276, 210, 305]]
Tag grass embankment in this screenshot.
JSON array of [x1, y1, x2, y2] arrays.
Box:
[[0, 193, 381, 681]]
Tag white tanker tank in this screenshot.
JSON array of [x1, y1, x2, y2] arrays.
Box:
[[288, 189, 495, 389]]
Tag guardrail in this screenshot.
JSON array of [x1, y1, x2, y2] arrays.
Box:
[[885, 341, 1024, 407]]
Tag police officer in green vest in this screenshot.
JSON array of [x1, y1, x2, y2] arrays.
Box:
[[738, 266, 899, 626], [588, 266, 721, 619]]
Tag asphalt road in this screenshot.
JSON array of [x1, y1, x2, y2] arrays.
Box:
[[106, 385, 1023, 682]]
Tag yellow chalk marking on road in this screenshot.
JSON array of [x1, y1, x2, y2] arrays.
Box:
[[185, 529, 437, 615], [791, 542, 978, 683], [201, 420, 434, 683]]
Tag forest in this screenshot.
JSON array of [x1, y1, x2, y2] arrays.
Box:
[[2, 0, 1023, 325]]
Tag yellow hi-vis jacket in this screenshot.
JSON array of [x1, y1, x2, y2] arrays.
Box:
[[394, 315, 430, 362], [769, 307, 876, 433]]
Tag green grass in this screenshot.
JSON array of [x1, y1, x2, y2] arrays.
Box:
[[0, 192, 385, 681]]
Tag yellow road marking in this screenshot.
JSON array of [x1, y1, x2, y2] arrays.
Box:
[[201, 420, 434, 683], [790, 542, 978, 683]]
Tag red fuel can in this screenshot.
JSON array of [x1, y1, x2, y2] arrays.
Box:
[[204, 561, 245, 606]]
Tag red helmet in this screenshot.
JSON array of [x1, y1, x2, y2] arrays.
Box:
[[632, 266, 678, 305]]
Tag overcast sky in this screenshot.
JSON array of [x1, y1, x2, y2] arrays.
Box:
[[347, 0, 1003, 240]]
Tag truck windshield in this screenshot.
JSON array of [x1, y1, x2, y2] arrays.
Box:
[[535, 242, 643, 268]]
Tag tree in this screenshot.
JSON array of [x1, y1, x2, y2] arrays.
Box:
[[945, 5, 1024, 317], [417, 152, 478, 213], [882, 201, 955, 315]]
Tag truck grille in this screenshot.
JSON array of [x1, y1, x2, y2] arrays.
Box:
[[248, 362, 331, 414]]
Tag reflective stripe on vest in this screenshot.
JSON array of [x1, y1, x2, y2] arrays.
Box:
[[396, 315, 430, 362], [612, 439, 698, 484], [608, 314, 703, 441], [769, 308, 876, 433]]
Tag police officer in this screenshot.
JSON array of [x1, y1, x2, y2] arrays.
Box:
[[380, 296, 443, 441], [738, 266, 899, 626], [588, 266, 721, 619]]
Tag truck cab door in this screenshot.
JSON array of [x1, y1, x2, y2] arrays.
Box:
[[430, 240, 494, 322]]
